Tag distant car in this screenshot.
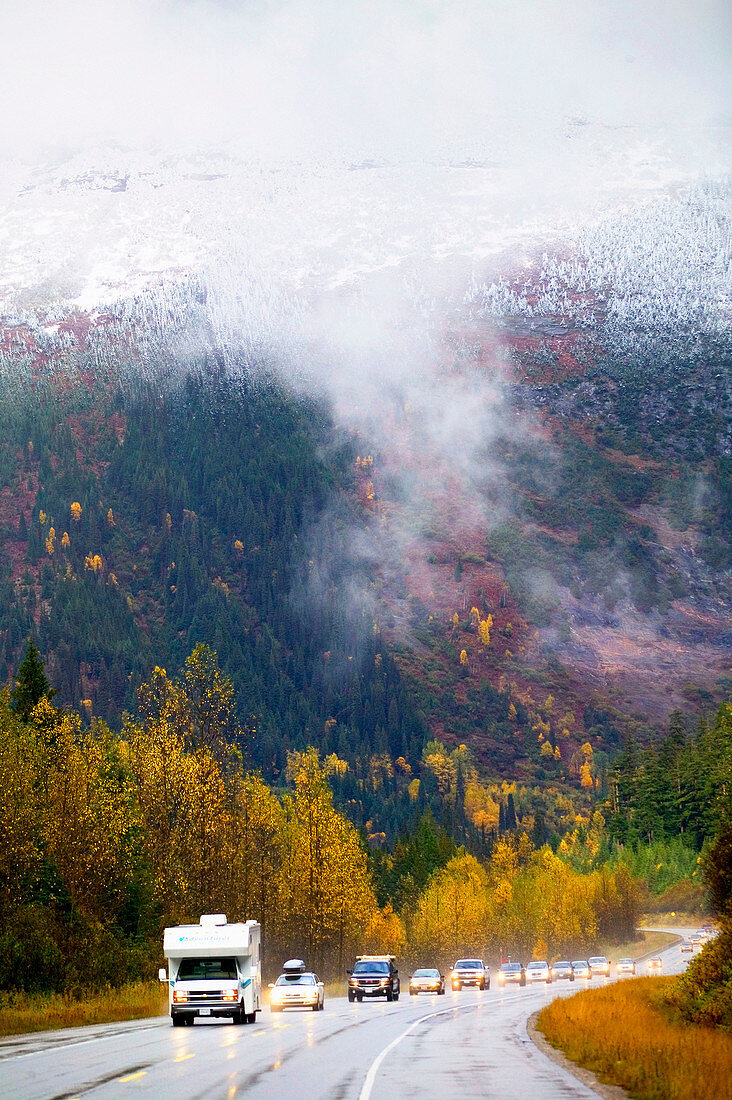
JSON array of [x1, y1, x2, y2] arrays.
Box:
[[690, 934, 703, 946], [497, 962, 526, 987], [647, 956, 663, 972], [269, 961, 324, 1012], [551, 961, 574, 981], [615, 958, 635, 975], [525, 960, 552, 984], [450, 959, 489, 990], [409, 968, 445, 995], [680, 940, 694, 953], [571, 960, 592, 980], [588, 956, 611, 977]]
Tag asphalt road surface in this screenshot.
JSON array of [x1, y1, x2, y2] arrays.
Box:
[[0, 929, 695, 1100]]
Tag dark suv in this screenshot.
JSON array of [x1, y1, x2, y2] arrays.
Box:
[[347, 955, 400, 1002]]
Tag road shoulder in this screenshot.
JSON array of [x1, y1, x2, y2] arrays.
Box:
[[526, 1012, 627, 1100]]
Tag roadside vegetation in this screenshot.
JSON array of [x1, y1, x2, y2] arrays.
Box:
[[538, 977, 732, 1100], [0, 983, 168, 1037], [537, 766, 732, 1096]]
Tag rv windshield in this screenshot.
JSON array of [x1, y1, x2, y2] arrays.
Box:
[[177, 957, 238, 980]]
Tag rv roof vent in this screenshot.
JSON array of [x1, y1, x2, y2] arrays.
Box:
[[200, 914, 227, 926]]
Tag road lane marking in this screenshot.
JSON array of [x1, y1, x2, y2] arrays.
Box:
[[119, 1070, 147, 1083], [253, 1030, 266, 1036], [358, 1003, 479, 1100], [174, 1052, 195, 1062]]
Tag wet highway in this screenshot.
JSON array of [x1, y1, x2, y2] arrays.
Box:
[[0, 930, 693, 1100]]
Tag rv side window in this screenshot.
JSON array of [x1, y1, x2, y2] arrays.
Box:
[[177, 957, 238, 980]]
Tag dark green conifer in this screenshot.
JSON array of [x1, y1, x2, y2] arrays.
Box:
[[11, 639, 54, 720]]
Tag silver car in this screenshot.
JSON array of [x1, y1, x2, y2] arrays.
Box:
[[525, 960, 552, 983], [269, 971, 324, 1012], [551, 960, 574, 981], [571, 959, 592, 979], [588, 956, 611, 977]]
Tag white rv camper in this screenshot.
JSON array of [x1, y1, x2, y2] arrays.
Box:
[[159, 914, 262, 1026]]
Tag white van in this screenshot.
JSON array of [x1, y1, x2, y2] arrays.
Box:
[[159, 914, 262, 1027]]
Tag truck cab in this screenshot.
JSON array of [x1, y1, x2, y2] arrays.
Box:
[[347, 955, 400, 1002], [159, 914, 261, 1027]]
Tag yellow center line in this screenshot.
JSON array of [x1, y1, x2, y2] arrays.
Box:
[[174, 1052, 195, 1062], [119, 1070, 147, 1083], [253, 1029, 266, 1036]]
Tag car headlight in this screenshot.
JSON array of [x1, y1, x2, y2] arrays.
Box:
[[349, 978, 357, 985], [379, 978, 388, 986], [173, 990, 188, 1003], [222, 989, 238, 1001]]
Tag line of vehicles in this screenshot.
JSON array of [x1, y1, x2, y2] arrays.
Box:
[[158, 914, 710, 1025]]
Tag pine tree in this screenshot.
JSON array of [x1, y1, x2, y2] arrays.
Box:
[[11, 640, 54, 720]]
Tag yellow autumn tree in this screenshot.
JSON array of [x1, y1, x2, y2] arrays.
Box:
[[421, 741, 456, 798], [70, 502, 82, 522], [281, 748, 378, 971], [364, 902, 407, 956], [123, 665, 236, 923], [410, 853, 490, 957], [37, 701, 138, 926], [0, 691, 45, 917], [230, 772, 286, 948]]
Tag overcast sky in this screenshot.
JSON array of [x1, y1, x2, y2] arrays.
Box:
[[1, 0, 729, 164]]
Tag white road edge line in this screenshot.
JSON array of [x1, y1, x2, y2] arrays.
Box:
[[359, 1002, 479, 1100]]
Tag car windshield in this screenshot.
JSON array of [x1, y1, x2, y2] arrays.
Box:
[[177, 957, 238, 980], [275, 974, 315, 986], [414, 969, 438, 977], [572, 961, 588, 968], [618, 959, 632, 964], [353, 961, 389, 975], [455, 960, 482, 969], [588, 957, 606, 965], [528, 962, 547, 968], [500, 964, 521, 972], [554, 962, 570, 968]]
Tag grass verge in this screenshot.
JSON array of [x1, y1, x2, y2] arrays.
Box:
[[0, 983, 169, 1038], [593, 928, 677, 961], [537, 976, 732, 1100]]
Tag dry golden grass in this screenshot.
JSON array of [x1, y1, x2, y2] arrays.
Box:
[[594, 928, 677, 960], [538, 976, 732, 1100], [0, 983, 169, 1037]]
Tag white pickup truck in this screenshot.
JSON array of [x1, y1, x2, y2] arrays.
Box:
[[159, 914, 262, 1027]]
